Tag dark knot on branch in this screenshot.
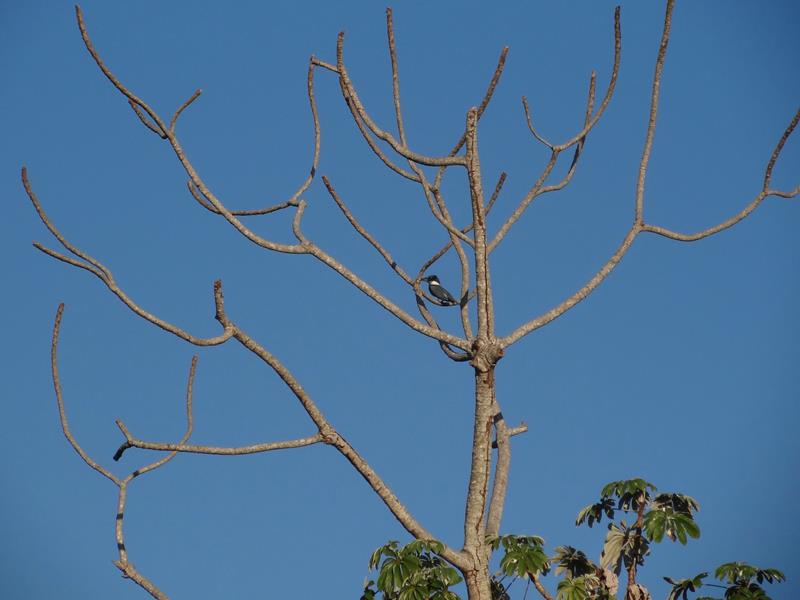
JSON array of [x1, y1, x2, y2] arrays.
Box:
[[469, 339, 504, 372]]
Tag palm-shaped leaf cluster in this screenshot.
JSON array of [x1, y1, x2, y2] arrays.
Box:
[[488, 534, 550, 579], [644, 493, 700, 544], [576, 479, 656, 528], [664, 562, 785, 600], [599, 520, 650, 575], [361, 540, 462, 600]]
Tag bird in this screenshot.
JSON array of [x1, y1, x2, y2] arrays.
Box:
[[422, 275, 458, 306]]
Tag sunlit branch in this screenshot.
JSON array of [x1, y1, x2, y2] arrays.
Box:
[[52, 303, 197, 599], [51, 304, 120, 485], [335, 32, 466, 168], [224, 322, 469, 569], [26, 172, 234, 347], [322, 175, 414, 285], [642, 107, 800, 241], [489, 63, 600, 253]]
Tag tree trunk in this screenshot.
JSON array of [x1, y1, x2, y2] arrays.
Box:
[[464, 564, 493, 600], [461, 360, 499, 600]]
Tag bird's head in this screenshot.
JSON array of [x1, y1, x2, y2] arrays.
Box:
[[422, 275, 440, 284]]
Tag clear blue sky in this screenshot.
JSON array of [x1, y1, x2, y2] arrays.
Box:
[[2, 1, 798, 598]]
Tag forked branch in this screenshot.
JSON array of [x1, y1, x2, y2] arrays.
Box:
[[490, 6, 621, 253], [73, 5, 468, 350], [26, 168, 234, 347], [641, 106, 800, 241], [51, 304, 198, 599], [501, 0, 798, 349], [335, 30, 466, 168]]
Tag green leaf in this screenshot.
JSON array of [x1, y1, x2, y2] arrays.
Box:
[[552, 546, 596, 578], [651, 493, 700, 516], [556, 576, 591, 600], [576, 498, 615, 527], [644, 507, 700, 545], [495, 534, 549, 578], [664, 572, 708, 600], [600, 523, 625, 573]]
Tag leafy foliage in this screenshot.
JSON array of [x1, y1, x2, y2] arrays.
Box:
[[552, 546, 597, 579], [665, 563, 785, 600], [645, 493, 701, 544], [714, 563, 785, 587], [714, 563, 785, 600], [664, 573, 708, 600], [644, 507, 700, 544], [489, 578, 510, 600], [599, 521, 650, 575], [557, 575, 592, 600], [362, 540, 462, 600], [553, 572, 617, 600], [600, 480, 656, 511], [576, 479, 656, 528], [360, 483, 785, 600], [488, 535, 550, 579]]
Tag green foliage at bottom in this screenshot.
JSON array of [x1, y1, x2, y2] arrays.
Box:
[[359, 480, 786, 600]]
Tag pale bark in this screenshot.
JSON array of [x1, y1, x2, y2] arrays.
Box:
[[28, 2, 799, 598]]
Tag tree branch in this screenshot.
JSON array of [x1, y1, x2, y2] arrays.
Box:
[[169, 88, 202, 133], [489, 12, 615, 254], [533, 574, 554, 600], [27, 170, 235, 347], [185, 58, 322, 215], [222, 320, 469, 569], [52, 304, 198, 599], [635, 0, 672, 224], [641, 106, 800, 241], [76, 6, 311, 252], [433, 47, 509, 192], [384, 10, 478, 339], [113, 423, 322, 459], [522, 7, 621, 154], [418, 172, 506, 279], [500, 225, 639, 348], [51, 304, 120, 485], [322, 176, 414, 285], [335, 31, 466, 168], [485, 406, 510, 538], [73, 8, 469, 350]]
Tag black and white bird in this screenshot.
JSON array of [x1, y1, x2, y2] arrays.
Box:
[[422, 275, 458, 306]]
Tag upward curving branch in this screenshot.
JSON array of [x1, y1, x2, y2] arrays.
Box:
[[29, 3, 798, 599], [500, 0, 798, 349], [51, 304, 199, 599], [490, 7, 621, 254], [69, 5, 471, 350]]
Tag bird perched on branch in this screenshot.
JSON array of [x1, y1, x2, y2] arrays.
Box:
[[422, 275, 458, 306]]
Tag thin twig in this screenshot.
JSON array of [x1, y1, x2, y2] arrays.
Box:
[[522, 7, 621, 154], [114, 424, 322, 459], [335, 31, 466, 167], [27, 176, 235, 346], [184, 58, 321, 215], [51, 304, 120, 485], [169, 88, 202, 133], [433, 46, 510, 192], [323, 176, 414, 285], [635, 1, 672, 224], [188, 180, 298, 216], [418, 172, 507, 279], [642, 106, 800, 240], [490, 55, 601, 253]]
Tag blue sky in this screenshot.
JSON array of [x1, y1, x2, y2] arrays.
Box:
[[2, 1, 798, 598]]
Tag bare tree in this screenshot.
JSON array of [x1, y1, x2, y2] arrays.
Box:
[[24, 1, 797, 599]]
